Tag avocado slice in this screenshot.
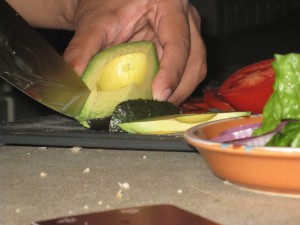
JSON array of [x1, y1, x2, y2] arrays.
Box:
[[87, 99, 180, 132], [110, 99, 180, 132], [118, 111, 251, 134], [75, 41, 159, 127]]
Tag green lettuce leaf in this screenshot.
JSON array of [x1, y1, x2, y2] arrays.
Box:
[[253, 53, 300, 136], [266, 121, 300, 147]]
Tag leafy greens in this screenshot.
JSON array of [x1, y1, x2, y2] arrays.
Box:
[[253, 53, 300, 147]]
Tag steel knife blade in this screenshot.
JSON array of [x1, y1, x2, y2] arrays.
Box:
[[0, 1, 90, 118]]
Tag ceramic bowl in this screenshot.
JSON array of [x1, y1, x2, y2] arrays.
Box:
[[184, 114, 300, 195]]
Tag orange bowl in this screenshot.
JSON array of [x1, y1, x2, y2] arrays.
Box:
[[184, 115, 300, 195]]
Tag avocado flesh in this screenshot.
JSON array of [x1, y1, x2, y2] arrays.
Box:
[[97, 53, 147, 91], [109, 99, 180, 132], [75, 41, 159, 127], [118, 112, 251, 134]]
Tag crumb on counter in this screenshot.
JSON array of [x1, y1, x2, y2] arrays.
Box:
[[40, 172, 47, 177], [223, 180, 232, 186], [116, 182, 131, 199], [116, 189, 124, 199], [38, 147, 48, 151], [83, 168, 90, 174], [70, 146, 82, 154], [118, 182, 130, 190], [177, 189, 183, 194]]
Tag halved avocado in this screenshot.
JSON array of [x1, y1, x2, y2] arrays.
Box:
[[75, 41, 159, 127], [118, 111, 251, 134]]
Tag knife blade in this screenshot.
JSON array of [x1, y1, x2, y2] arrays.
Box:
[[0, 1, 90, 118]]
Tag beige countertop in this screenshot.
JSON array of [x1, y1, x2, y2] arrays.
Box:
[[1, 145, 300, 225]]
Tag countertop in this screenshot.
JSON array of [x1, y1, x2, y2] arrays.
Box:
[[1, 145, 300, 225]]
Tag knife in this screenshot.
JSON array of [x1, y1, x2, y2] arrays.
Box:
[[0, 1, 90, 118]]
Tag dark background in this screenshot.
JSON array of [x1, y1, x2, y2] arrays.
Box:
[[1, 0, 300, 122]]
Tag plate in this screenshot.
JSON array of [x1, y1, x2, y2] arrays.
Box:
[[184, 114, 300, 195]]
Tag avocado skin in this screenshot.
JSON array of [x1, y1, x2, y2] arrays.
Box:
[[87, 116, 111, 131], [110, 99, 180, 132], [87, 99, 180, 132]]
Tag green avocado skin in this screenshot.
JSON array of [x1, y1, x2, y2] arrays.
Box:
[[253, 53, 300, 136], [88, 99, 180, 132]]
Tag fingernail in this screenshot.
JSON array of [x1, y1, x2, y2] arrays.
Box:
[[158, 88, 172, 101]]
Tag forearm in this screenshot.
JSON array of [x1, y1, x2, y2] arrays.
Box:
[[5, 0, 76, 30]]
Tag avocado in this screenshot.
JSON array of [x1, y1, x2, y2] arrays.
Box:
[[87, 99, 180, 132], [75, 41, 159, 127], [118, 111, 251, 134], [110, 99, 180, 132]]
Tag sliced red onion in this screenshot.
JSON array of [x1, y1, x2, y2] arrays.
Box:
[[210, 121, 288, 146], [211, 123, 261, 142], [226, 132, 275, 146]]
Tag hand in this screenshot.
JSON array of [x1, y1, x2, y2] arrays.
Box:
[[64, 0, 207, 105]]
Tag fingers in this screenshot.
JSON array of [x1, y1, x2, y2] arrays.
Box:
[[63, 3, 112, 75], [63, 0, 207, 105], [150, 1, 191, 101], [167, 5, 207, 105], [63, 0, 149, 75], [63, 26, 105, 75], [152, 3, 207, 105], [63, 0, 122, 75]]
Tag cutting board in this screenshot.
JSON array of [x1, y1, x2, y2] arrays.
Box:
[[0, 114, 195, 152]]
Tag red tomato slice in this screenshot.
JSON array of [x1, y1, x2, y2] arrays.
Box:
[[180, 97, 209, 114], [180, 92, 235, 114], [203, 89, 235, 112], [219, 59, 275, 114]]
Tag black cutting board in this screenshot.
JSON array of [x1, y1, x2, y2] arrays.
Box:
[[0, 114, 195, 151]]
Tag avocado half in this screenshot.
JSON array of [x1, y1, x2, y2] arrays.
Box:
[[75, 41, 159, 127]]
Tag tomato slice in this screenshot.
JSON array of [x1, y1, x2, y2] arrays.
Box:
[[219, 59, 275, 114], [180, 97, 209, 114], [180, 92, 235, 114], [203, 89, 235, 111]]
